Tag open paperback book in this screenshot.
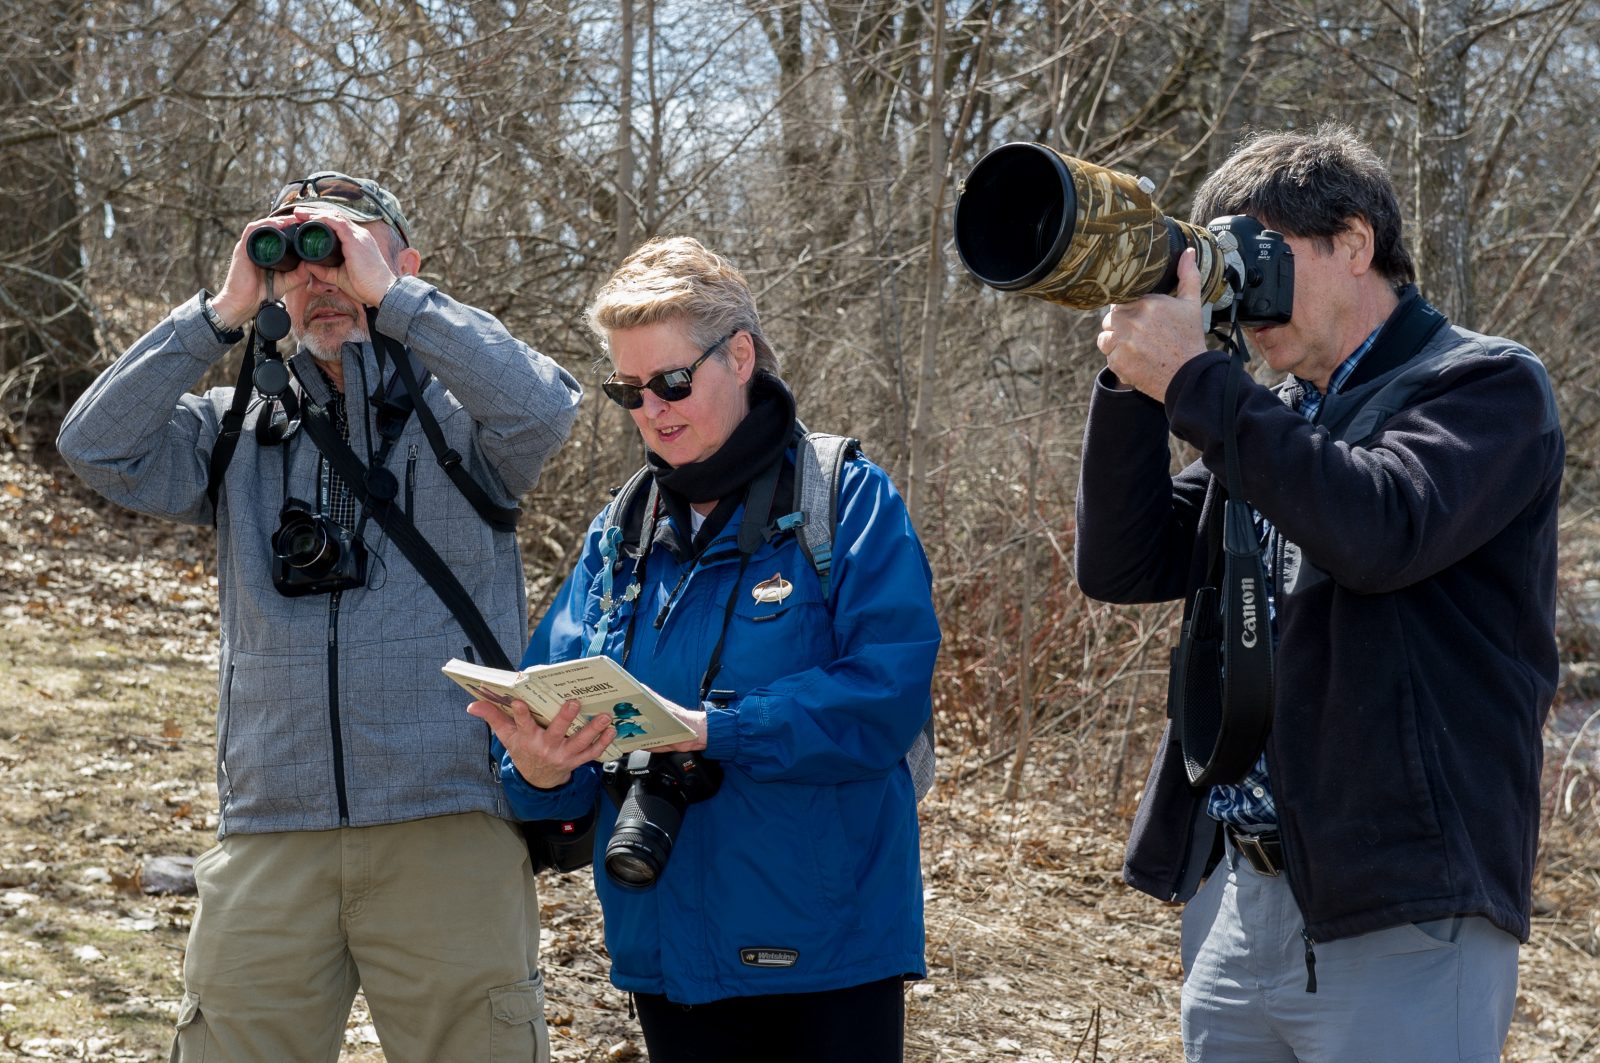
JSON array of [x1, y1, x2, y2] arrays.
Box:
[[442, 654, 695, 761]]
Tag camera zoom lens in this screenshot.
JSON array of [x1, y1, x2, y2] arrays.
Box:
[[605, 850, 660, 888], [275, 517, 335, 575], [283, 526, 323, 562], [604, 787, 683, 888]]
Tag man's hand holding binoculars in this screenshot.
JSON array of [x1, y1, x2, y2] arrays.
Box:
[[281, 207, 410, 307]]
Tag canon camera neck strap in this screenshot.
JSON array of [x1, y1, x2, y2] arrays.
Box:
[[1176, 330, 1276, 787]]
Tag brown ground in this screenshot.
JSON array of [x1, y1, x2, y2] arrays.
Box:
[[1, 448, 1596, 1062]]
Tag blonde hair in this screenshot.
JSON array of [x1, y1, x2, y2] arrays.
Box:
[[587, 236, 780, 379]]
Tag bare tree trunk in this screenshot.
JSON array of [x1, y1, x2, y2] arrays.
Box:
[[0, 0, 95, 391], [1413, 0, 1473, 325], [1004, 426, 1040, 801], [615, 0, 637, 261], [906, 0, 946, 525]]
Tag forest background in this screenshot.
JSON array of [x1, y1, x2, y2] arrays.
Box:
[[2, 0, 1599, 1059]]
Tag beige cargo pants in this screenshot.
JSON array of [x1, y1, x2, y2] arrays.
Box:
[[170, 812, 550, 1063]]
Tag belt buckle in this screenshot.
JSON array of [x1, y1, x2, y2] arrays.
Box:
[[1232, 830, 1280, 877]]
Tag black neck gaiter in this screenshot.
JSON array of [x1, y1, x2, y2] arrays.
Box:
[[647, 373, 797, 549]]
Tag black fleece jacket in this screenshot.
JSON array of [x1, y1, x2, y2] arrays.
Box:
[[1074, 290, 1563, 943]]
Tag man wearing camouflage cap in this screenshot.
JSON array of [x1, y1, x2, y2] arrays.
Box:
[[59, 171, 581, 1061]]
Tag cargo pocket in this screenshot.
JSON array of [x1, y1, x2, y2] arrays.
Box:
[[168, 991, 211, 1063], [488, 971, 551, 1063]]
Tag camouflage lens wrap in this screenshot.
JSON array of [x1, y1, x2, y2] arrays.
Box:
[[1022, 151, 1226, 309], [1171, 217, 1228, 306]]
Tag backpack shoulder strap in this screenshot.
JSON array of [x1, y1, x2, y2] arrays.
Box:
[[786, 430, 937, 801], [788, 431, 860, 602], [604, 464, 655, 554]]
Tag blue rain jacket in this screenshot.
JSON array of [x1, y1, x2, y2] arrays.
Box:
[[501, 451, 939, 1003]]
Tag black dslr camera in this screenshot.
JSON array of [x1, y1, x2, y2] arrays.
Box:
[[270, 498, 368, 597], [600, 749, 723, 888], [1206, 215, 1293, 329]]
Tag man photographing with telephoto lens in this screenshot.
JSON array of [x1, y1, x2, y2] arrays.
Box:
[[1044, 125, 1559, 1060], [1088, 126, 1561, 1063], [58, 170, 582, 1061]]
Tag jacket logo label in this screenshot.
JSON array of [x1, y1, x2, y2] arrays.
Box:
[[740, 947, 799, 968], [1239, 576, 1258, 648]]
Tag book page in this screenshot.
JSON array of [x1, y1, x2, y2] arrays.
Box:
[[526, 656, 695, 758], [440, 659, 562, 726], [443, 655, 695, 759]]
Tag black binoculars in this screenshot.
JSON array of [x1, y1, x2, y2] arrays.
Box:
[[247, 221, 343, 272]]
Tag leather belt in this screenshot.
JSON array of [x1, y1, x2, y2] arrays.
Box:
[[1227, 826, 1284, 877]]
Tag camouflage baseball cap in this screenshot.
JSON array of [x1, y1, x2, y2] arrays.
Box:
[[270, 171, 412, 246]]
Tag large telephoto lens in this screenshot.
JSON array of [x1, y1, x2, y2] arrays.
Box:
[[954, 142, 1227, 310], [246, 227, 297, 272], [293, 221, 343, 267], [954, 143, 1077, 292], [604, 785, 683, 888]]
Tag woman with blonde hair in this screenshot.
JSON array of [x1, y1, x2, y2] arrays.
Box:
[[471, 236, 940, 1061]]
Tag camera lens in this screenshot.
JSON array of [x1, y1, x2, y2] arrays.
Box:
[[273, 512, 338, 575], [953, 142, 1077, 291], [294, 221, 341, 265], [605, 849, 660, 888], [603, 786, 684, 888]]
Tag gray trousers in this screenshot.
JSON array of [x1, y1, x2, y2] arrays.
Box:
[[1180, 834, 1519, 1063]]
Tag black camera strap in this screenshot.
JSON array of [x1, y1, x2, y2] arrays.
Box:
[[363, 307, 520, 533], [1177, 331, 1276, 787], [207, 334, 257, 522], [296, 390, 513, 669], [1215, 343, 1275, 774], [209, 302, 304, 520]]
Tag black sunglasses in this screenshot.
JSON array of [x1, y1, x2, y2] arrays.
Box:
[[602, 330, 738, 409]]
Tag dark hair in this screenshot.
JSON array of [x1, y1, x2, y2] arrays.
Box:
[[1193, 124, 1415, 285]]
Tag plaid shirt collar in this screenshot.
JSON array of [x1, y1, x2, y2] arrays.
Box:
[[311, 362, 357, 529], [1297, 326, 1381, 421]]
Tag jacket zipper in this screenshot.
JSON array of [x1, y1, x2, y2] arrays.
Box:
[[1269, 525, 1318, 993], [219, 662, 236, 828], [328, 590, 349, 823], [405, 444, 418, 514]]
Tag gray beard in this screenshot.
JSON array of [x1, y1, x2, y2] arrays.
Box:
[[297, 326, 364, 363]]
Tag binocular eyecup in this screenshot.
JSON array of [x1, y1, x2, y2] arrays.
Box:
[[247, 221, 343, 272]]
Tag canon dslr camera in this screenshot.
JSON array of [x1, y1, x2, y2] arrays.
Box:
[[601, 749, 723, 888], [270, 498, 368, 597]]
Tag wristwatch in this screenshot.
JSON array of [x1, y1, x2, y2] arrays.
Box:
[[200, 292, 245, 344]]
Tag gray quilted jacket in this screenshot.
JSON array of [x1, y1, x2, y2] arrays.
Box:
[[58, 277, 582, 835]]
